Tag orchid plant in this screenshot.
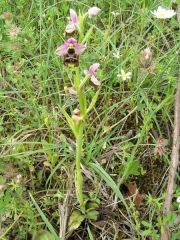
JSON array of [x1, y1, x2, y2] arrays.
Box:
[[56, 7, 101, 231]]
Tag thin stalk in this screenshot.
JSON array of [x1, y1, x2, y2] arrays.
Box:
[[73, 68, 86, 213], [75, 122, 85, 213], [78, 14, 85, 42]]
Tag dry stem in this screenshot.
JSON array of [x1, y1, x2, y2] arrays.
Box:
[[161, 5, 180, 236]]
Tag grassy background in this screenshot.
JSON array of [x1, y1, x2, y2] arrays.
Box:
[[0, 0, 179, 239]]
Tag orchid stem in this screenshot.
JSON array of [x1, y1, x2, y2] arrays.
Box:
[[74, 68, 86, 213], [75, 122, 85, 213]]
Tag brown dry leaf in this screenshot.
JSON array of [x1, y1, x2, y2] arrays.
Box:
[[127, 182, 143, 207], [4, 163, 18, 180]]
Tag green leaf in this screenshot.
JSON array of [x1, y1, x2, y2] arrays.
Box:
[[119, 160, 141, 177], [29, 193, 59, 240], [86, 201, 99, 211], [78, 90, 87, 115], [141, 229, 152, 236], [172, 230, 180, 240], [86, 209, 99, 221], [37, 231, 57, 240], [87, 226, 94, 240], [61, 107, 77, 137], [86, 89, 100, 115], [82, 26, 94, 44], [141, 221, 151, 227], [68, 210, 85, 232], [89, 163, 130, 214]]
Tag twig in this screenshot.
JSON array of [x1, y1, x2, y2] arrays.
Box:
[[161, 5, 180, 239], [59, 168, 74, 240]]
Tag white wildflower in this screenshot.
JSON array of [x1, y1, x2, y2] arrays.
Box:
[[117, 69, 132, 81], [151, 6, 176, 19], [112, 52, 120, 59], [111, 11, 120, 16], [177, 196, 180, 203]]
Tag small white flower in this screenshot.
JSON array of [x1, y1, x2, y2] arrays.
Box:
[[117, 69, 132, 81], [112, 52, 120, 59], [111, 11, 120, 16], [151, 6, 176, 19], [177, 196, 180, 203]]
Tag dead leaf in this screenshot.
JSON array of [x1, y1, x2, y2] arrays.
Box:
[[127, 182, 143, 207]]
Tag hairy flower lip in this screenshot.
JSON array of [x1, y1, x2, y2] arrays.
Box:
[[55, 38, 86, 57]]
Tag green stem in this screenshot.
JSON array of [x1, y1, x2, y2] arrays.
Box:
[[75, 122, 85, 213], [73, 68, 86, 213], [78, 15, 85, 42]]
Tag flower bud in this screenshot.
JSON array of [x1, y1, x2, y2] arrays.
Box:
[[2, 12, 13, 21], [73, 108, 80, 116], [16, 174, 22, 184], [64, 86, 77, 96], [139, 47, 152, 68], [72, 109, 83, 124], [88, 7, 101, 18]]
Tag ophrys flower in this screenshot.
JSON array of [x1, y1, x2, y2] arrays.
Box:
[[84, 63, 100, 86], [65, 9, 79, 34], [56, 38, 86, 67]]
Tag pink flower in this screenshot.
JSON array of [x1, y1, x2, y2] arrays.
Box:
[[139, 47, 152, 68], [154, 138, 168, 155], [143, 47, 152, 60], [55, 38, 86, 56], [84, 63, 100, 86], [64, 86, 77, 96], [2, 12, 13, 20], [8, 25, 21, 38], [88, 7, 101, 18], [65, 9, 79, 33]]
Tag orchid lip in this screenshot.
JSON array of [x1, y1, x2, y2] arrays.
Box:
[[55, 38, 86, 57]]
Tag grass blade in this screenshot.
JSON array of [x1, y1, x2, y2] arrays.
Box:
[[29, 192, 60, 240], [89, 162, 129, 213]]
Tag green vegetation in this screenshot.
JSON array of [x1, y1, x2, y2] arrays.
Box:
[[0, 0, 179, 239]]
